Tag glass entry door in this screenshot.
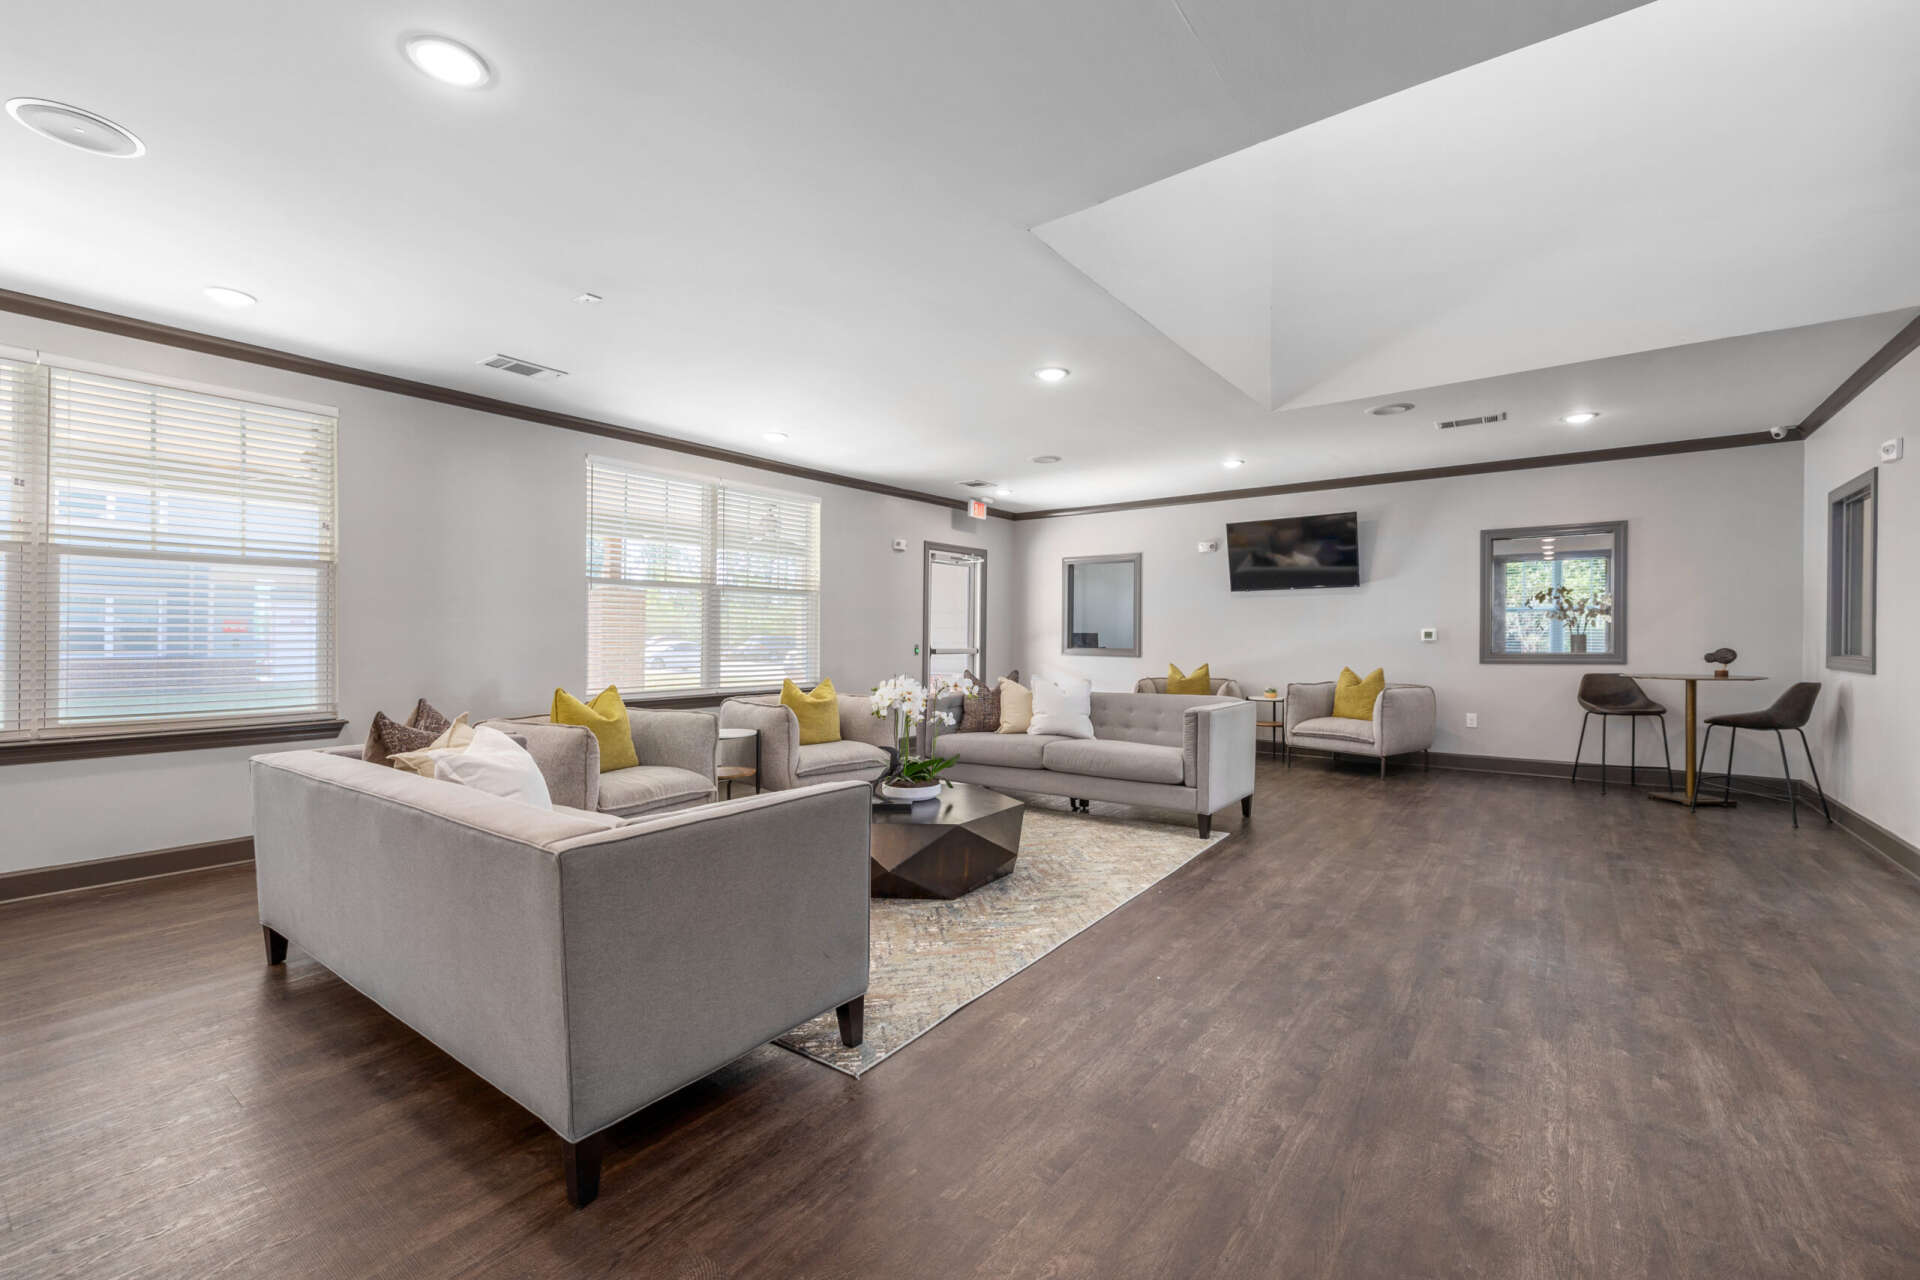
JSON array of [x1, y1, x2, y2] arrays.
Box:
[[923, 541, 986, 706]]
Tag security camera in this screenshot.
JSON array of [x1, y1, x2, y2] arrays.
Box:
[[1769, 425, 1790, 441]]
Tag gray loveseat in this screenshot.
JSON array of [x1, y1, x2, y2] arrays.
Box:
[[934, 692, 1256, 835], [1284, 681, 1437, 775], [251, 748, 871, 1208], [718, 691, 893, 791]]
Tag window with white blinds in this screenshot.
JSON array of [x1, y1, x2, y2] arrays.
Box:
[[0, 356, 337, 739], [587, 456, 820, 697]]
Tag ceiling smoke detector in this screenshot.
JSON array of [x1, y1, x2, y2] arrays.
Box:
[[6, 97, 145, 157], [479, 353, 567, 380], [1436, 411, 1508, 430]]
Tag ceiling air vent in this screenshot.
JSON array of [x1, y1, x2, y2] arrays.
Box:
[[1436, 411, 1507, 430], [959, 480, 998, 490], [479, 353, 568, 380]]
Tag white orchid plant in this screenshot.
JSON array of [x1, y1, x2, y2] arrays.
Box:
[[870, 672, 979, 786]]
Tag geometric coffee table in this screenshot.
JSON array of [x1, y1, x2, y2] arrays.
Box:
[[868, 782, 1026, 899]]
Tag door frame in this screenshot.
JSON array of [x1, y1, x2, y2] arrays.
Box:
[[921, 540, 988, 717]]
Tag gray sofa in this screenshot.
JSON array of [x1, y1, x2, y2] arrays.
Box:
[[1132, 675, 1247, 699], [481, 708, 718, 818], [934, 692, 1256, 835], [1284, 681, 1437, 776], [250, 748, 871, 1208], [718, 691, 893, 791]]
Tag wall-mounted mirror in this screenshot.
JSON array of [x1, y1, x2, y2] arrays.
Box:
[[1062, 553, 1142, 656]]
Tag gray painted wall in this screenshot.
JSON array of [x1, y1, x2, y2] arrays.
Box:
[[1801, 346, 1918, 849], [1011, 446, 1806, 774], [0, 315, 1014, 873]]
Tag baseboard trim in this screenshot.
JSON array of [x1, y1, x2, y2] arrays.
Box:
[[0, 837, 254, 904]]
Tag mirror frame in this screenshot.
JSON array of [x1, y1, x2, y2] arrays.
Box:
[[1061, 553, 1143, 657]]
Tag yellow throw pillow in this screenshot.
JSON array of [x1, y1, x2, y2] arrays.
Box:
[[780, 678, 841, 746], [995, 677, 1033, 734], [1333, 666, 1386, 720], [1166, 662, 1212, 694], [552, 685, 640, 772]]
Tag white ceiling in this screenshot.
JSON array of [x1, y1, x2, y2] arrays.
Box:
[[0, 0, 1909, 513]]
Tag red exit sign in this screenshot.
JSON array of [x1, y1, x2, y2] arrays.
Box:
[[967, 499, 989, 519]]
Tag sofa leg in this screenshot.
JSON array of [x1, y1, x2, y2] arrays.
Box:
[[1197, 813, 1212, 838], [563, 1134, 605, 1209], [1240, 794, 1252, 818], [263, 926, 288, 966], [1379, 754, 1387, 779], [836, 996, 865, 1048]]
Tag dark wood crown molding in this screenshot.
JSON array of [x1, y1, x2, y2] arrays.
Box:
[[0, 288, 1011, 520], [1007, 430, 1784, 520], [1795, 310, 1920, 438]]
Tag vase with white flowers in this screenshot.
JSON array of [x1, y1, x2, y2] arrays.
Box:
[[870, 672, 978, 801]]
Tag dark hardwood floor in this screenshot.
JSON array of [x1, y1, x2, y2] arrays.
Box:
[[4, 760, 1918, 1278]]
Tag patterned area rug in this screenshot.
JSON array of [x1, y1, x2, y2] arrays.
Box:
[[775, 795, 1228, 1076]]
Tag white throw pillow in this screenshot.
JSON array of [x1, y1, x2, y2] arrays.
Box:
[[1028, 672, 1094, 739], [434, 725, 554, 811]]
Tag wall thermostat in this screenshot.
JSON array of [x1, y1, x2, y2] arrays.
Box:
[[1880, 437, 1904, 462], [891, 538, 908, 552], [1420, 627, 1437, 643], [1197, 538, 1220, 553]]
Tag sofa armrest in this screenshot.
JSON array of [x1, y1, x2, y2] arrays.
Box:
[[1374, 685, 1437, 757], [1285, 683, 1335, 732], [549, 781, 873, 1139], [480, 719, 600, 810], [628, 708, 718, 781], [835, 693, 896, 750], [719, 697, 801, 790], [1188, 699, 1257, 814]]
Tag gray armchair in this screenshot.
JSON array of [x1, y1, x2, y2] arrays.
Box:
[[1285, 681, 1436, 776], [718, 691, 892, 791], [482, 708, 717, 818], [1133, 676, 1247, 699]]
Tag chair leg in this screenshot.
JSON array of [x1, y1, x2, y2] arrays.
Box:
[[1197, 813, 1212, 838], [836, 996, 865, 1048], [1692, 725, 1712, 811], [1570, 713, 1589, 784], [1795, 729, 1833, 824], [1723, 728, 1737, 802], [1775, 730, 1799, 828], [1599, 715, 1608, 795], [1240, 793, 1252, 817], [1379, 753, 1386, 779], [563, 1134, 606, 1209], [263, 926, 288, 966], [1659, 714, 1674, 792], [1628, 715, 1638, 789]]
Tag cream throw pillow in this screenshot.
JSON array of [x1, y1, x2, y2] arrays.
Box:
[[1028, 672, 1094, 739], [388, 713, 475, 776], [994, 677, 1033, 734], [434, 725, 554, 811]]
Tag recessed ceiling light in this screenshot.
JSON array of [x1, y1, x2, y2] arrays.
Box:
[[403, 35, 493, 88], [1368, 402, 1415, 416], [572, 292, 603, 305], [995, 487, 1012, 497], [6, 98, 145, 158], [1031, 454, 1062, 464], [1033, 367, 1070, 384], [1562, 411, 1600, 425], [202, 286, 257, 309], [763, 431, 789, 443], [1223, 457, 1246, 469]]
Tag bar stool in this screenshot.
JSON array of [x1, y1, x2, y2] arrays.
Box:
[[1698, 682, 1832, 827], [1570, 674, 1673, 794]]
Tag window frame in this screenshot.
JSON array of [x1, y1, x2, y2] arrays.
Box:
[[585, 456, 822, 701], [1826, 467, 1877, 674], [0, 353, 343, 763], [1479, 521, 1629, 665]]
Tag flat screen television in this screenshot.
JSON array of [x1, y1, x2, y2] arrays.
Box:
[[1225, 512, 1360, 591]]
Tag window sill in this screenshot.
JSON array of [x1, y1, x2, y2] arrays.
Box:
[[0, 719, 347, 766]]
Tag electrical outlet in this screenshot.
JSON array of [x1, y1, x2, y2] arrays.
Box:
[[1465, 712, 1479, 728]]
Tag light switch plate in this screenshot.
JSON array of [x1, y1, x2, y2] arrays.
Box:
[[1419, 627, 1437, 642], [1465, 712, 1479, 728], [1880, 437, 1904, 462]]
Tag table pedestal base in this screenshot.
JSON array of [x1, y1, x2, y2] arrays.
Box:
[[1647, 791, 1736, 808]]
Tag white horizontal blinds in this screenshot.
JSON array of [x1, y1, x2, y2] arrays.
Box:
[[714, 484, 820, 690], [36, 366, 336, 733], [585, 456, 821, 696], [0, 358, 45, 735], [587, 461, 710, 693]]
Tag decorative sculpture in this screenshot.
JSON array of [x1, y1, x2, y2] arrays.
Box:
[[1704, 647, 1738, 677]]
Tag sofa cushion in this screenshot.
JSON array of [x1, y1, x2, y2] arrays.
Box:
[[1333, 667, 1386, 720], [1040, 738, 1186, 785], [552, 684, 641, 772], [781, 678, 842, 745], [1293, 715, 1376, 744], [595, 765, 715, 817], [793, 738, 890, 778], [995, 677, 1033, 734], [1166, 662, 1211, 695], [935, 731, 1063, 769], [1029, 672, 1095, 739]]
